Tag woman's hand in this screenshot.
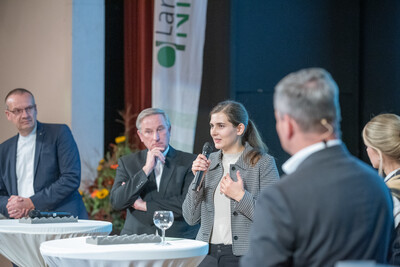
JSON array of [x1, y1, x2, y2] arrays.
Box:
[[192, 154, 211, 175], [220, 170, 245, 202]]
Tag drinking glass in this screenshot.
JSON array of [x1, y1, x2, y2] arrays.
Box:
[[153, 211, 174, 245]]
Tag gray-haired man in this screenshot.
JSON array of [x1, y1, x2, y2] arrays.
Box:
[[110, 108, 199, 238], [242, 68, 394, 266]]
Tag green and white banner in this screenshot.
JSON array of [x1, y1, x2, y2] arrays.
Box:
[[152, 0, 208, 153]]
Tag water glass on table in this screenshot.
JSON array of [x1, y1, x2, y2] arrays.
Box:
[[153, 211, 174, 245]]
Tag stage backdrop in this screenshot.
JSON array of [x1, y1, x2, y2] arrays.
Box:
[[0, 0, 105, 185], [152, 0, 208, 152]]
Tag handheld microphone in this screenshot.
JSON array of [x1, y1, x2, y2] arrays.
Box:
[[192, 142, 213, 191], [28, 210, 73, 218]]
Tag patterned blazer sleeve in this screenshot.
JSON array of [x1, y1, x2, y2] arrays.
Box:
[[234, 154, 279, 221], [182, 176, 206, 226]]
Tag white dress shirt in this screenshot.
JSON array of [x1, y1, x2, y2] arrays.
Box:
[[211, 151, 242, 245], [16, 126, 37, 198], [154, 146, 170, 192]]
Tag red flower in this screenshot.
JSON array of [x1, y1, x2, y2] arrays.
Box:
[[110, 164, 119, 170], [90, 189, 99, 198]]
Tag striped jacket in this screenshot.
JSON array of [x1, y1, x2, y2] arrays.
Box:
[[182, 143, 279, 255]]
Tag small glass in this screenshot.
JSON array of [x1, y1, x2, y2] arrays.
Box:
[[153, 210, 174, 245]]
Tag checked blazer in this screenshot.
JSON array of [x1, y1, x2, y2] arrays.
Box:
[[182, 142, 279, 256]]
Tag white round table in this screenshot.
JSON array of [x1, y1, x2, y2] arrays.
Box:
[[40, 236, 209, 267], [0, 219, 112, 267]]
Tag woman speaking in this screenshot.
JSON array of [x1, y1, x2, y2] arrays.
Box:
[[183, 100, 279, 266]]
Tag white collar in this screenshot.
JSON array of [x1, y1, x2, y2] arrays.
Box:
[[384, 168, 400, 182], [282, 140, 342, 175]]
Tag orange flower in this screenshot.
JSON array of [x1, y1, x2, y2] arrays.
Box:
[[115, 136, 126, 144], [110, 164, 118, 170], [97, 165, 103, 172], [91, 189, 99, 198], [96, 188, 109, 199]]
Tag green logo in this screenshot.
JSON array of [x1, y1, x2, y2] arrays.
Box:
[[154, 2, 191, 68], [155, 41, 186, 68], [157, 46, 176, 68]]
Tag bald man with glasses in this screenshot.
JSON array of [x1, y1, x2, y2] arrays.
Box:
[[0, 88, 88, 219]]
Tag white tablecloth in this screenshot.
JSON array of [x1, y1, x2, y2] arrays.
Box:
[[40, 236, 209, 267], [0, 219, 112, 267]]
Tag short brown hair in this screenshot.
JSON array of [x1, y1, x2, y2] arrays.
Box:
[[5, 88, 35, 109]]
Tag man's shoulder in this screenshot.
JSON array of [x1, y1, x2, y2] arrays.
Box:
[[38, 122, 69, 132], [259, 154, 373, 210], [168, 147, 196, 167], [173, 148, 197, 160], [37, 122, 75, 144], [306, 145, 375, 175], [120, 149, 145, 160], [275, 146, 381, 193], [119, 148, 196, 167], [294, 144, 350, 172], [0, 134, 18, 150]]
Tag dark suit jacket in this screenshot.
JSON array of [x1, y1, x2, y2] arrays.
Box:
[[241, 144, 394, 267], [0, 122, 88, 219], [110, 146, 199, 238]]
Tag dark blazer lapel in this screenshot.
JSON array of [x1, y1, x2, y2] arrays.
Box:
[[146, 172, 158, 194], [158, 146, 177, 197], [34, 122, 45, 178], [9, 135, 19, 194]]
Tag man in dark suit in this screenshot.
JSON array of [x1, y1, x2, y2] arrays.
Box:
[[110, 108, 199, 238], [241, 68, 394, 266], [0, 88, 88, 219]]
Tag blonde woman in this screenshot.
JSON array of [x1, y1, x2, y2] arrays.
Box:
[[363, 113, 400, 265]]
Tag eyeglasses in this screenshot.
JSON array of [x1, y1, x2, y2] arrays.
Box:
[[7, 105, 36, 116], [141, 126, 167, 137]]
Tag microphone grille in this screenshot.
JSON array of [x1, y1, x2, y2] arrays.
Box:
[[202, 142, 213, 155]]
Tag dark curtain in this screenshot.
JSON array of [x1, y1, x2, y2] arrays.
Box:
[[124, 0, 154, 149]]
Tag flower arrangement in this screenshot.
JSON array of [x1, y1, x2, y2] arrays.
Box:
[[80, 108, 138, 234]]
